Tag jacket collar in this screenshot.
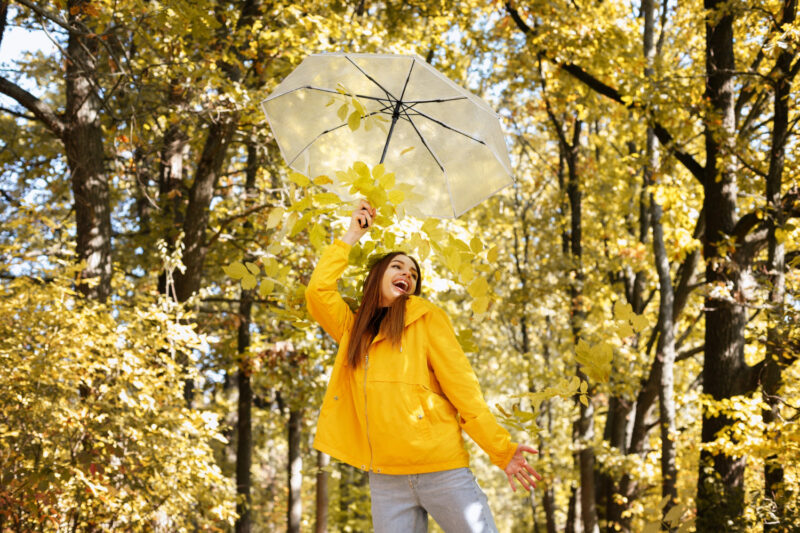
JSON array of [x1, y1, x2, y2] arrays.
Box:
[[371, 296, 430, 344]]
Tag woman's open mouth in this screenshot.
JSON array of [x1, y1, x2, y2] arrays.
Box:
[[392, 279, 409, 293]]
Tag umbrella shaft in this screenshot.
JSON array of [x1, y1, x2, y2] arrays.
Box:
[[379, 101, 403, 164]]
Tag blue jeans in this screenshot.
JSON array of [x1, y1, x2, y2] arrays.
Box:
[[368, 467, 499, 533]]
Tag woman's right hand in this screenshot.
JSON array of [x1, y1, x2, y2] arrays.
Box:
[[341, 200, 376, 245]]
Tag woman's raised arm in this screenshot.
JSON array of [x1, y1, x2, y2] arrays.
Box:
[[305, 201, 376, 342]]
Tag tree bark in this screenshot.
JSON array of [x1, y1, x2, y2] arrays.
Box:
[[235, 142, 258, 533], [315, 452, 329, 533], [761, 1, 797, 529], [287, 408, 303, 533], [696, 0, 751, 528], [65, 0, 112, 302]]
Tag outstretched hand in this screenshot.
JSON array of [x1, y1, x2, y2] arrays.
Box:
[[504, 444, 542, 492], [342, 200, 376, 245]]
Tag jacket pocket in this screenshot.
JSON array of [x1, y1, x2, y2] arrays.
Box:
[[367, 382, 433, 463]]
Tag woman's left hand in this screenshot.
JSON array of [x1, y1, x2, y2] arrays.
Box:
[[504, 444, 542, 492]]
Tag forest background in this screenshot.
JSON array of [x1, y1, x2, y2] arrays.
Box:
[[1, 0, 799, 532]]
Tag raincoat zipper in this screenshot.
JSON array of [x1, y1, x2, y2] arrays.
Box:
[[364, 352, 373, 472]]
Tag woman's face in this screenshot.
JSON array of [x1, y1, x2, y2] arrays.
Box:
[[379, 255, 419, 307]]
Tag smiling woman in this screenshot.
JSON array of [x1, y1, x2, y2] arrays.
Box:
[[304, 199, 542, 533]]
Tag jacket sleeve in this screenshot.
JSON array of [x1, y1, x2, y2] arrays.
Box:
[[305, 239, 354, 343], [426, 306, 518, 470]]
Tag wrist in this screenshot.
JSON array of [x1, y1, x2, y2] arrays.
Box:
[[341, 230, 361, 245]]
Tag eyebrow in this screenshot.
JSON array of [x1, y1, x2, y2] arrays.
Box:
[[390, 259, 418, 275]]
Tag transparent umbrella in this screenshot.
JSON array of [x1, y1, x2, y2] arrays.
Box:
[[261, 52, 513, 218]]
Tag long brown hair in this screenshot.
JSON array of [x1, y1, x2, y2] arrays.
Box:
[[345, 251, 422, 367]]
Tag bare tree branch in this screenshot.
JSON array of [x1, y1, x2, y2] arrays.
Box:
[[0, 76, 65, 136]]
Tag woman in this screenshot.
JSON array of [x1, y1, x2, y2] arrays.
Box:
[[305, 200, 541, 532]]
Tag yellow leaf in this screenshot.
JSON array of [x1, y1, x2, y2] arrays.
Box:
[[224, 262, 248, 280], [388, 189, 405, 205], [337, 103, 348, 121], [353, 161, 370, 180], [400, 146, 415, 155], [470, 236, 483, 253], [348, 111, 361, 131], [613, 300, 634, 321], [290, 212, 312, 236], [664, 503, 684, 524], [314, 175, 333, 186], [313, 192, 340, 205], [471, 296, 490, 315], [631, 314, 649, 333], [459, 264, 475, 283], [467, 277, 489, 298], [245, 262, 259, 276], [288, 171, 310, 187], [579, 395, 589, 407], [487, 245, 499, 263], [378, 171, 395, 190], [580, 381, 588, 394], [615, 321, 634, 338], [310, 223, 327, 251], [267, 207, 284, 229], [258, 279, 275, 298], [241, 274, 257, 290], [352, 98, 365, 115]]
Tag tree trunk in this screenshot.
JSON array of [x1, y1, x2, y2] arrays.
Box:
[[235, 143, 258, 533], [761, 1, 797, 529], [65, 0, 112, 302], [287, 408, 303, 533], [315, 452, 329, 533], [696, 0, 751, 528], [652, 201, 678, 510], [565, 482, 579, 533]]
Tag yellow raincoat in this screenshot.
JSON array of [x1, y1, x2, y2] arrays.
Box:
[[306, 239, 518, 475]]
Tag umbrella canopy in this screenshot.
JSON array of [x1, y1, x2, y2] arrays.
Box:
[[261, 52, 513, 218]]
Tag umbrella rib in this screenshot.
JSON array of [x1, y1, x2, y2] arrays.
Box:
[[400, 109, 444, 173], [401, 106, 486, 145], [284, 105, 395, 168], [400, 109, 457, 217], [276, 85, 393, 105], [379, 59, 416, 164], [402, 96, 468, 104], [345, 56, 398, 103]]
